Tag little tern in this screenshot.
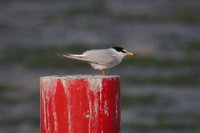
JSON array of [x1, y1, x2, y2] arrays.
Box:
[[57, 46, 135, 75]]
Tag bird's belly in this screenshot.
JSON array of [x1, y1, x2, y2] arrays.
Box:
[[90, 62, 118, 70]]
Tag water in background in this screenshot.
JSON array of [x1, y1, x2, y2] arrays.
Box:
[[0, 0, 200, 133]]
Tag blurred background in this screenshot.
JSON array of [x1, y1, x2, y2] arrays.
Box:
[[0, 0, 200, 133]]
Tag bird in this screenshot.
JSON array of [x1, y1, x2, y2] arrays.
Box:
[[57, 46, 136, 75]]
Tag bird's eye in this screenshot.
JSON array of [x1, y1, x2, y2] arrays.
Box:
[[122, 50, 127, 53]]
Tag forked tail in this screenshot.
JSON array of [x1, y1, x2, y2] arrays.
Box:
[[56, 52, 87, 61]]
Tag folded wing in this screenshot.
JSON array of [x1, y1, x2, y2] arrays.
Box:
[[57, 49, 117, 65]]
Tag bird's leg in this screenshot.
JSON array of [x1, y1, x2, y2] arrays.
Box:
[[100, 69, 105, 76]]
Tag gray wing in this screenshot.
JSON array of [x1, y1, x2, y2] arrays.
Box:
[[83, 49, 117, 65]]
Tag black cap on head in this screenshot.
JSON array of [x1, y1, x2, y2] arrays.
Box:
[[112, 46, 126, 53]]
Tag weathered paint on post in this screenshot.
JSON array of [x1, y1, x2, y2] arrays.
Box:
[[40, 75, 120, 133]]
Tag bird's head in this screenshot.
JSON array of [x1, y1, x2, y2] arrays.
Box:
[[112, 46, 136, 57]]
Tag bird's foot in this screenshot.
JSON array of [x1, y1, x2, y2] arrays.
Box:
[[100, 69, 106, 76]]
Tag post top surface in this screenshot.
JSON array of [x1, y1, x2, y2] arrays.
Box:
[[40, 75, 120, 80]]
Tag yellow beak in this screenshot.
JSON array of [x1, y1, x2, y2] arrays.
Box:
[[126, 51, 136, 56]]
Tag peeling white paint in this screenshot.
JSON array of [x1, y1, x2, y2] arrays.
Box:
[[61, 79, 67, 91], [40, 75, 120, 133], [104, 101, 109, 116], [40, 77, 57, 133], [115, 95, 119, 121], [66, 89, 72, 133], [60, 79, 73, 133], [94, 93, 99, 118], [52, 98, 58, 133], [46, 104, 51, 133], [87, 88, 92, 133], [87, 78, 103, 92]]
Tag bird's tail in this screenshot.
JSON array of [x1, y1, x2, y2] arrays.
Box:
[[56, 52, 86, 61]]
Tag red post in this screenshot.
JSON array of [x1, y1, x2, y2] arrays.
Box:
[[40, 75, 120, 133]]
